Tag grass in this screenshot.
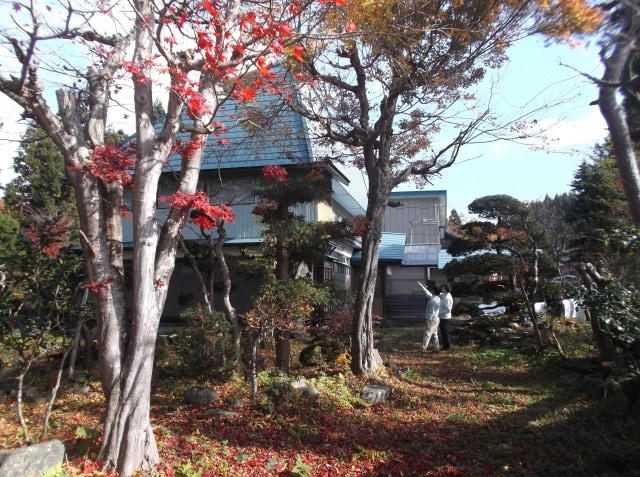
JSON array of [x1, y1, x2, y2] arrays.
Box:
[[1, 321, 638, 476]]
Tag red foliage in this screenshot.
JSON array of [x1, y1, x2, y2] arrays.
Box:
[[23, 216, 71, 258], [82, 275, 116, 293], [160, 191, 235, 229], [262, 165, 288, 182], [251, 200, 278, 217], [352, 215, 371, 236], [233, 82, 257, 102], [87, 143, 136, 186], [292, 45, 305, 62], [175, 137, 206, 160], [186, 94, 213, 120]]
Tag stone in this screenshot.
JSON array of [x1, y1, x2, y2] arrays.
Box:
[[0, 439, 65, 477], [184, 387, 219, 405], [579, 375, 604, 397], [601, 377, 622, 397], [289, 379, 319, 398], [223, 397, 243, 408], [557, 372, 582, 387], [298, 385, 320, 398], [606, 392, 630, 414], [384, 361, 402, 379], [65, 385, 91, 395], [601, 361, 618, 378], [361, 384, 390, 404], [631, 399, 640, 425], [203, 409, 239, 418], [290, 378, 308, 389], [471, 330, 490, 341]]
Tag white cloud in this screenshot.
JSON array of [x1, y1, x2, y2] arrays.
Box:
[[540, 107, 608, 151]]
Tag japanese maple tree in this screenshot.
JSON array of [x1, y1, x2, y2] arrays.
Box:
[[0, 0, 337, 474], [287, 0, 601, 374]]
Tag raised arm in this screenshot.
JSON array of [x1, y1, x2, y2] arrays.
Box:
[[417, 281, 433, 298]]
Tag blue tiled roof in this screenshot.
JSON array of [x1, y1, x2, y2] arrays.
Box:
[[352, 232, 406, 263], [163, 91, 312, 171]]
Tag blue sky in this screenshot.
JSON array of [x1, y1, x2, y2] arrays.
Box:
[[0, 36, 608, 215], [404, 37, 609, 219]]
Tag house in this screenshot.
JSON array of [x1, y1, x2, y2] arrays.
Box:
[[352, 190, 449, 323], [122, 87, 450, 323], [122, 89, 366, 320]]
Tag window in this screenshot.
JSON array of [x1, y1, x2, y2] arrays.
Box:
[[324, 265, 333, 283], [157, 179, 177, 209], [239, 106, 270, 134], [208, 178, 255, 205]]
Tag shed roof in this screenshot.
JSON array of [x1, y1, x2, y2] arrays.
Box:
[[402, 244, 439, 266], [352, 232, 406, 263]]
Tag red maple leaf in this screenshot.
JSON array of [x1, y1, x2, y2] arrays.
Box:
[[292, 45, 305, 62], [233, 82, 257, 102]]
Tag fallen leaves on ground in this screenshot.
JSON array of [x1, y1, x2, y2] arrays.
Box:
[[1, 324, 638, 476]]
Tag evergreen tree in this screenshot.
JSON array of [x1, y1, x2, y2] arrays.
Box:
[[4, 124, 75, 215], [568, 145, 632, 263], [0, 201, 20, 263], [252, 164, 354, 373]]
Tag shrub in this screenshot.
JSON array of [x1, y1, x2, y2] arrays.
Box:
[[585, 283, 640, 358], [163, 306, 239, 381], [453, 302, 481, 318], [304, 310, 382, 364]]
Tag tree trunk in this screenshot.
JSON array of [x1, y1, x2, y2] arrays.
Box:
[[68, 319, 83, 380], [577, 263, 615, 361], [81, 322, 93, 373], [274, 328, 291, 374], [598, 5, 640, 224], [180, 238, 212, 310], [242, 329, 260, 399], [586, 308, 615, 361], [214, 222, 241, 348], [274, 220, 291, 372], [350, 175, 387, 375], [98, 304, 163, 474], [517, 268, 544, 348]]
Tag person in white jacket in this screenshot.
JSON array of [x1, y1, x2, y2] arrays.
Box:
[[418, 282, 440, 353], [438, 284, 453, 350]]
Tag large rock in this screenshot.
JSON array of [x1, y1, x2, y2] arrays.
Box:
[[291, 378, 320, 398], [203, 409, 239, 418], [184, 387, 219, 405], [361, 384, 390, 404], [0, 439, 65, 477]]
